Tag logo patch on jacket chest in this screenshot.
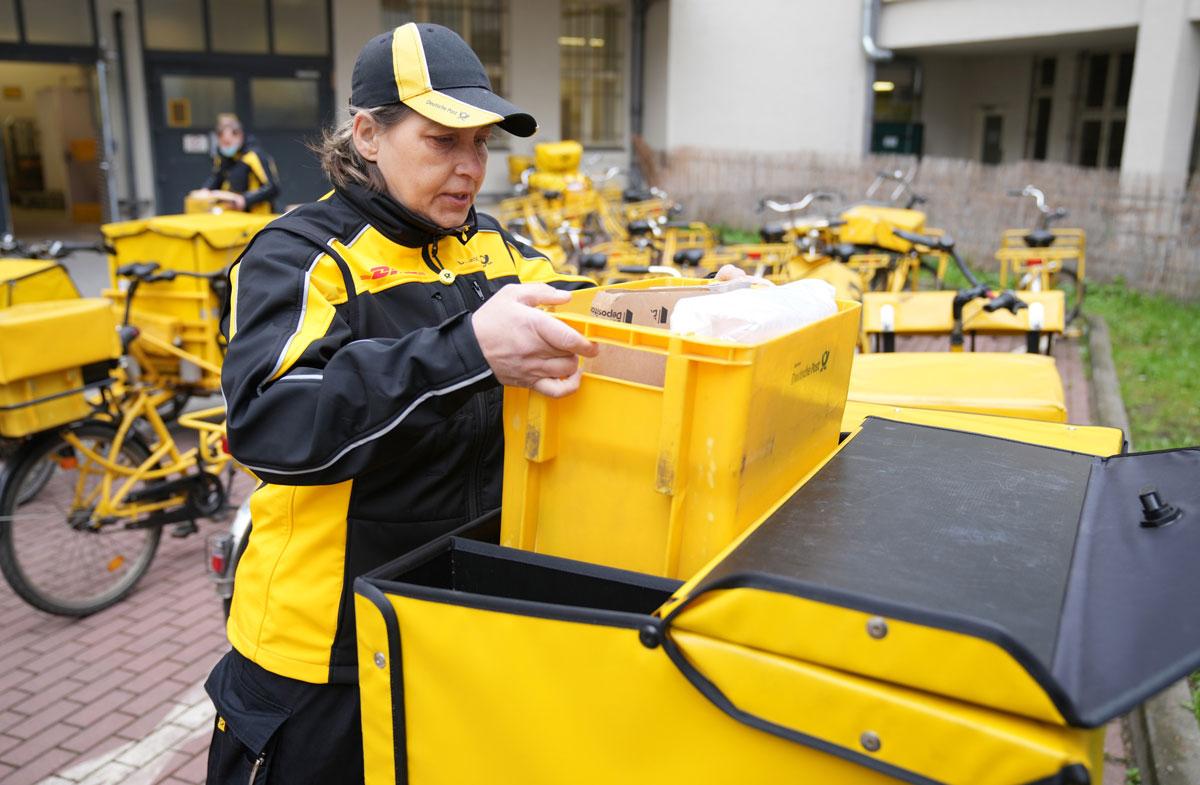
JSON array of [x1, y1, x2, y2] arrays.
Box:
[[359, 266, 423, 281]]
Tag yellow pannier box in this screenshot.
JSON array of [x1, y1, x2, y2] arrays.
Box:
[[533, 139, 583, 174], [848, 352, 1068, 422], [506, 154, 533, 184], [0, 299, 119, 438], [501, 279, 860, 579], [101, 212, 272, 390], [356, 417, 1200, 785], [0, 260, 79, 307], [838, 204, 925, 252]]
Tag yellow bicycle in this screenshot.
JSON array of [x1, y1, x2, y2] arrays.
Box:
[[0, 261, 242, 616]]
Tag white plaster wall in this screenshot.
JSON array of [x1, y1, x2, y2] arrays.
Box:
[[880, 0, 1140, 50], [642, 0, 669, 152], [333, 0, 383, 118], [664, 0, 868, 155], [501, 0, 561, 197], [1121, 0, 1200, 188], [918, 54, 1032, 163], [509, 0, 561, 152]]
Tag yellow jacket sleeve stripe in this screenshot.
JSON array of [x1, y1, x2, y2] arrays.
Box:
[[262, 253, 338, 387]]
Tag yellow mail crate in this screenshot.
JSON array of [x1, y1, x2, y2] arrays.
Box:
[[0, 299, 119, 437], [534, 140, 583, 173], [501, 279, 861, 578], [101, 213, 271, 389]]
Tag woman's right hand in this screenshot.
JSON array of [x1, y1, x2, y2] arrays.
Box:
[[471, 283, 599, 398]]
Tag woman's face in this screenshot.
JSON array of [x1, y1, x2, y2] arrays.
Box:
[[354, 111, 490, 229], [217, 125, 243, 151]]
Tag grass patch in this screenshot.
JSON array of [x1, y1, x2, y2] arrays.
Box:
[[1085, 281, 1200, 451], [710, 224, 760, 245], [1190, 672, 1200, 726]]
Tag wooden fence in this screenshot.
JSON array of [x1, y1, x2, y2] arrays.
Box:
[[658, 149, 1200, 298]]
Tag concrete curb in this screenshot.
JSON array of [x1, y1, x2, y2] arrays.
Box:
[[1086, 314, 1200, 785]]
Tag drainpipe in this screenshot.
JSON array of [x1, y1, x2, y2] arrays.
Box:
[[629, 0, 648, 187], [114, 10, 139, 219], [861, 0, 893, 155], [862, 0, 893, 62]]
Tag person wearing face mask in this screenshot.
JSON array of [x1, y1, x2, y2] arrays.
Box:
[[202, 23, 600, 784], [190, 113, 280, 213]]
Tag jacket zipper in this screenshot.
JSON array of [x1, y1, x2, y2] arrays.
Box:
[[430, 239, 487, 521], [247, 753, 265, 784]]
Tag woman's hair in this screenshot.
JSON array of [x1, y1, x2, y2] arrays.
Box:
[[215, 113, 242, 133], [318, 103, 413, 191]]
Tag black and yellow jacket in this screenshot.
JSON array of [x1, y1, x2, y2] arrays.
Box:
[[202, 139, 281, 214], [222, 183, 590, 684]]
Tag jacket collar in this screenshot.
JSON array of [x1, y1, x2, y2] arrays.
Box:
[[337, 183, 478, 248]]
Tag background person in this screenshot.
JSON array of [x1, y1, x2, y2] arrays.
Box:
[[190, 113, 280, 213], [204, 23, 597, 784]]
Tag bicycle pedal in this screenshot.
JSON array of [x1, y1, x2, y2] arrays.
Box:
[[171, 520, 199, 538]]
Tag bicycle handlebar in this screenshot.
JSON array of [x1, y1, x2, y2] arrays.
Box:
[[0, 235, 106, 259], [983, 290, 1029, 314], [759, 191, 840, 215]]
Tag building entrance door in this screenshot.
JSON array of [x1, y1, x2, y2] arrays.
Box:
[[981, 114, 1004, 164], [147, 62, 331, 214]]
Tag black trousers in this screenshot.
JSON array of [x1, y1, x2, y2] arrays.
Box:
[[205, 649, 365, 784]]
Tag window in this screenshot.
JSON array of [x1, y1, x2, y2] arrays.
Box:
[[382, 1, 507, 99], [209, 0, 269, 54], [561, 0, 624, 147], [0, 0, 16, 42], [23, 0, 93, 45], [162, 75, 235, 129], [1025, 55, 1056, 161], [143, 0, 330, 55], [872, 61, 917, 123], [1074, 50, 1132, 169], [143, 0, 206, 51], [250, 77, 320, 128], [273, 0, 330, 55]]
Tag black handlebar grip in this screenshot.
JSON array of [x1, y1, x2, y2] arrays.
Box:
[[983, 291, 1029, 314]]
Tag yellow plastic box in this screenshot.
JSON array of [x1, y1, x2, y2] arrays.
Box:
[[101, 212, 271, 390], [500, 279, 861, 578], [839, 204, 925, 252], [0, 299, 120, 438], [848, 352, 1068, 422], [0, 260, 79, 308], [533, 140, 583, 174]]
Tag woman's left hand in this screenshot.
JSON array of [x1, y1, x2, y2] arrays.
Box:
[[714, 264, 774, 286]]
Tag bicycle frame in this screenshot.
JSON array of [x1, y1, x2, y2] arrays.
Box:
[[59, 387, 237, 522]]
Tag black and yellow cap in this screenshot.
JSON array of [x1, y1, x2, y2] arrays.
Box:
[[351, 23, 537, 137]]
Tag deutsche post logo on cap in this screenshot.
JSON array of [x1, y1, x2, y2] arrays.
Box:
[[351, 23, 537, 137]]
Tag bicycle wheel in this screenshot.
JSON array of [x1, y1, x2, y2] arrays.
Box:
[[1057, 266, 1085, 324], [0, 422, 161, 616]]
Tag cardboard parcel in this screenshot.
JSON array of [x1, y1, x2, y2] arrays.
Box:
[[583, 282, 736, 386]]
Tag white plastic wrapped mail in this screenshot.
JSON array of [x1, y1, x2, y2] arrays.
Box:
[[669, 279, 838, 343]]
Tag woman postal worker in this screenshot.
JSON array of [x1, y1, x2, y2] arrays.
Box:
[[204, 23, 600, 784]]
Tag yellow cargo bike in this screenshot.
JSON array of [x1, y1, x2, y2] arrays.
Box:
[[0, 213, 267, 616], [352, 281, 1200, 785]]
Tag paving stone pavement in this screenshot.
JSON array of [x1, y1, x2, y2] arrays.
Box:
[[0, 334, 1129, 783]]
